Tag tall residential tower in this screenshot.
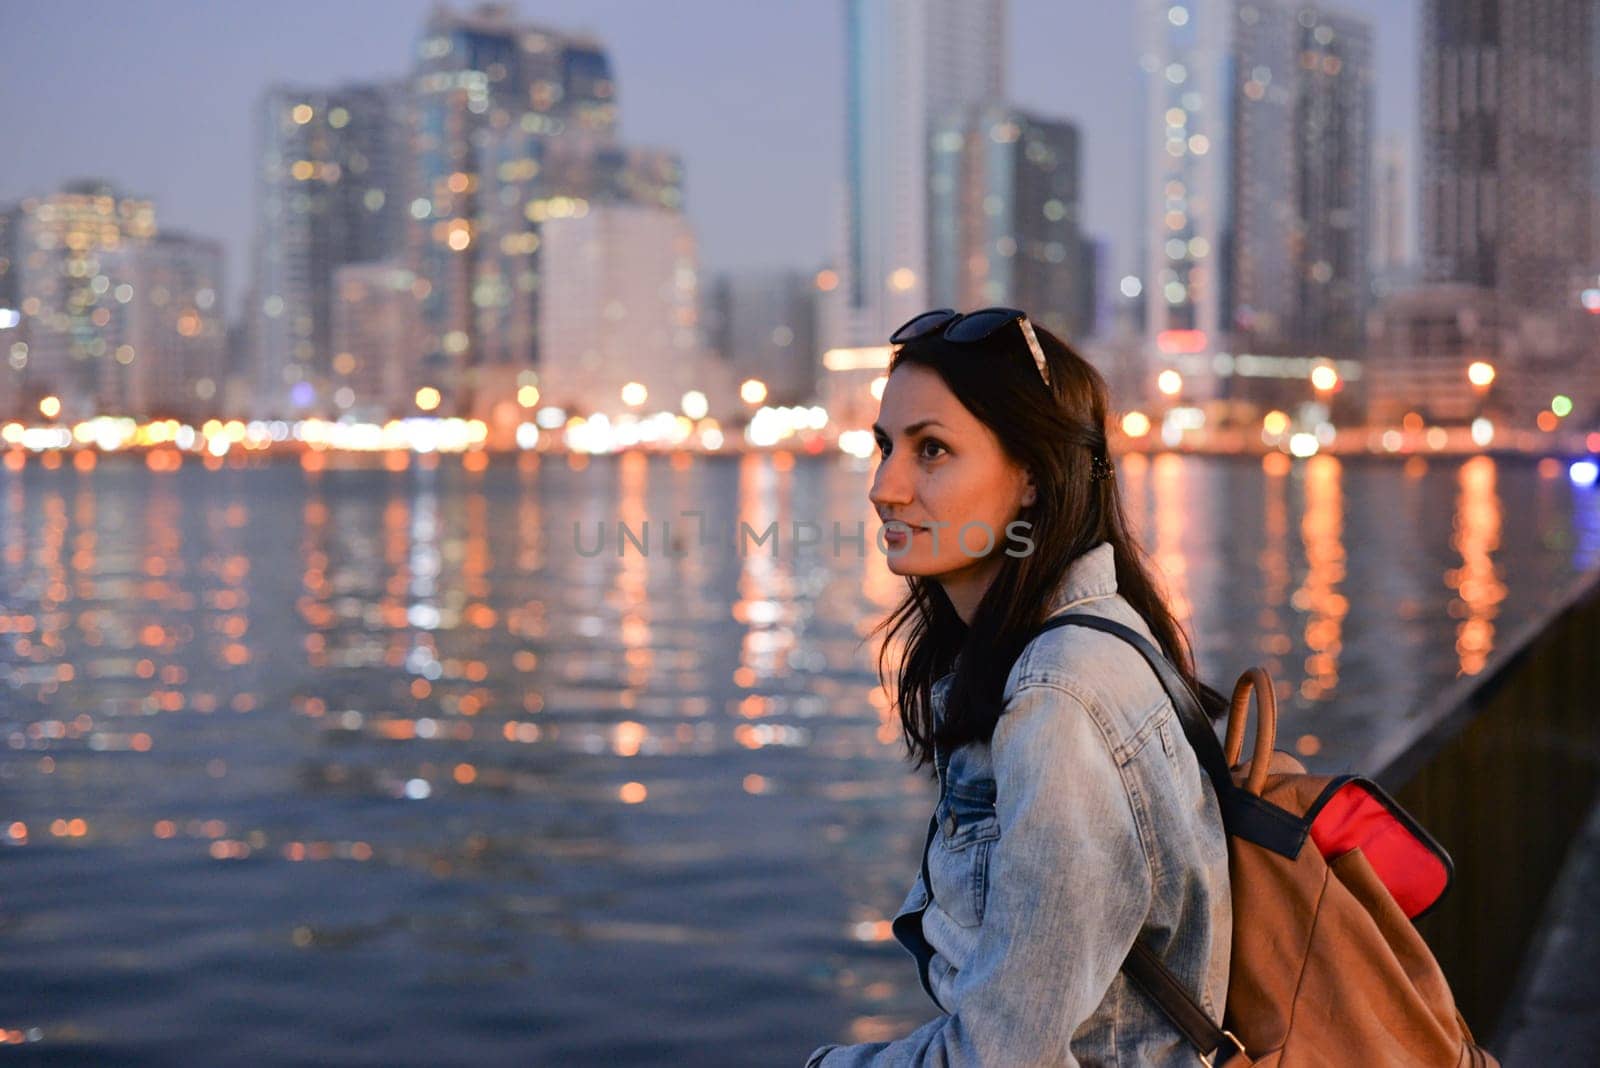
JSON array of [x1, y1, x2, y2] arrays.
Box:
[[1136, 0, 1233, 398], [252, 81, 408, 415], [828, 0, 1005, 350], [1389, 0, 1600, 422], [928, 105, 1096, 344], [1228, 2, 1373, 358], [11, 180, 158, 412], [408, 4, 617, 408]]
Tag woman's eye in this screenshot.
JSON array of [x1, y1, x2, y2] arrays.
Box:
[[919, 440, 947, 459]]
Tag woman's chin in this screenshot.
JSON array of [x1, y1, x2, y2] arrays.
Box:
[[883, 553, 935, 577]]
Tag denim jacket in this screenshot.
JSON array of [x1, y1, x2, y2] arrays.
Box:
[[807, 543, 1231, 1066]]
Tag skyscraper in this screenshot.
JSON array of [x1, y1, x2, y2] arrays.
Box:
[[705, 268, 819, 407], [100, 232, 226, 421], [829, 0, 1005, 350], [1136, 0, 1232, 397], [0, 203, 20, 311], [929, 105, 1096, 344], [252, 81, 408, 415], [1427, 0, 1587, 302], [1372, 133, 1412, 288], [476, 126, 681, 374], [408, 4, 616, 408], [536, 203, 706, 418], [1228, 1, 1373, 358], [11, 180, 158, 411], [1423, 0, 1594, 311], [0, 203, 24, 412], [1417, 0, 1597, 419], [331, 261, 423, 418]]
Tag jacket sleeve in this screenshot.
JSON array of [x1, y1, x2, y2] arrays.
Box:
[[804, 681, 1154, 1067]]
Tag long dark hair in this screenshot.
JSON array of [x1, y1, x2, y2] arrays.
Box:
[[871, 321, 1226, 772]]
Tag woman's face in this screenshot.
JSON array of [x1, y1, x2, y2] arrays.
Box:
[[869, 364, 1036, 607]]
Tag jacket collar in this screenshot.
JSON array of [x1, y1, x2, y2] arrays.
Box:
[[933, 542, 1118, 711], [1041, 541, 1119, 617]]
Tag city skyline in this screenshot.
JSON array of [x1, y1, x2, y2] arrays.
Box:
[[0, 0, 1420, 320]]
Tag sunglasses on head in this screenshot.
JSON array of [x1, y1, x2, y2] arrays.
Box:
[[889, 307, 1051, 388]]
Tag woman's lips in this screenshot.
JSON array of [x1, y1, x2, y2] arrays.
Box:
[[882, 522, 927, 547]]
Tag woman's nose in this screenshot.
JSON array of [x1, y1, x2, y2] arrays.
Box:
[[869, 450, 913, 509]]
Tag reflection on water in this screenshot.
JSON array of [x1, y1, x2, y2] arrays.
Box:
[[0, 454, 1594, 1064], [1257, 456, 1299, 749], [1297, 456, 1345, 706], [1144, 453, 1195, 627], [1451, 456, 1505, 676]]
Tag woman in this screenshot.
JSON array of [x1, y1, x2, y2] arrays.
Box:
[[806, 309, 1231, 1066]]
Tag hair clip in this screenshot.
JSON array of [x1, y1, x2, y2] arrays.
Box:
[[1089, 453, 1116, 483]]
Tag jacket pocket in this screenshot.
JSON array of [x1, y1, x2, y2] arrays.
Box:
[[929, 787, 1000, 927]]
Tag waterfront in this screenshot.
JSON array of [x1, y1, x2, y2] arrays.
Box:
[[0, 453, 1595, 1065]]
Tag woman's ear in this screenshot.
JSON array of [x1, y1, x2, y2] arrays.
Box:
[[1020, 470, 1037, 508]]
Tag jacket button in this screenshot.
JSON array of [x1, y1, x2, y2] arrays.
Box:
[[944, 813, 958, 836]]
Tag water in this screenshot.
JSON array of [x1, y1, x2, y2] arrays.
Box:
[[0, 451, 1594, 1065]]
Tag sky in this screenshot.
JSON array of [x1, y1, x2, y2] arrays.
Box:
[[0, 1, 1418, 318]]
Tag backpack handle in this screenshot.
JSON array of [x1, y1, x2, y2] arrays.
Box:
[[1224, 668, 1277, 797]]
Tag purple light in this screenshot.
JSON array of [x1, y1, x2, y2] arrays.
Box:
[[290, 382, 316, 409]]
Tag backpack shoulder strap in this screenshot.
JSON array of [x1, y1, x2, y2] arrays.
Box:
[[1023, 613, 1247, 1064], [1027, 613, 1234, 797], [1031, 613, 1306, 859], [1123, 942, 1247, 1065]]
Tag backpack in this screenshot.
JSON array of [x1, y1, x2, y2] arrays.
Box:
[[1035, 615, 1498, 1067]]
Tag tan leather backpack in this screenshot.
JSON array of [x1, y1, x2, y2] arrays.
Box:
[[1039, 615, 1498, 1067]]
